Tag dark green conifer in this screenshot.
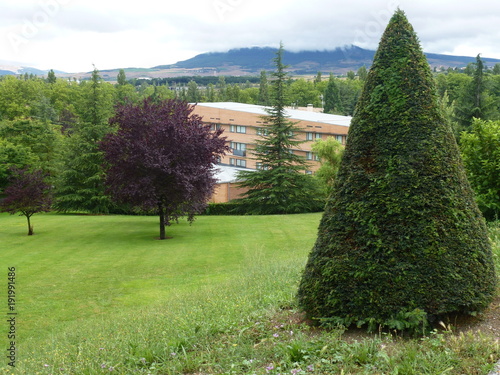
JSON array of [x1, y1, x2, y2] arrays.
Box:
[[236, 43, 322, 214], [298, 9, 496, 330]]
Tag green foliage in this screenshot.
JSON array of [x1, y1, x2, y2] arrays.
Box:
[[117, 69, 127, 86], [288, 78, 321, 107], [54, 121, 116, 213], [298, 9, 496, 331], [357, 65, 368, 81], [323, 74, 343, 114], [76, 67, 115, 126], [202, 202, 246, 215], [46, 69, 56, 84], [0, 75, 45, 120], [0, 118, 62, 178], [454, 55, 498, 131], [337, 78, 364, 116], [311, 137, 344, 194], [54, 68, 119, 214], [461, 119, 500, 220], [0, 138, 36, 189]]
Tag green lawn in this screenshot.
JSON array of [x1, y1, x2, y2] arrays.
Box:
[[0, 213, 498, 374], [0, 212, 318, 337]]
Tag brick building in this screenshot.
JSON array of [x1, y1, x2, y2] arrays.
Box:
[[192, 102, 352, 202]]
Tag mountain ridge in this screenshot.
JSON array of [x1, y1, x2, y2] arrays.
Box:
[[3, 45, 500, 79]]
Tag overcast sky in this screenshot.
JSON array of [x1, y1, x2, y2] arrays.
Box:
[[2, 0, 500, 72]]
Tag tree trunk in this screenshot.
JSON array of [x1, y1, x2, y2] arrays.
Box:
[[158, 202, 166, 240], [26, 214, 33, 236]]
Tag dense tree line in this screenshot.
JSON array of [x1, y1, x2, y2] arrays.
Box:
[[1, 57, 500, 216]]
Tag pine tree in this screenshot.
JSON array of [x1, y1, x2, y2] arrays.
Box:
[[117, 69, 127, 86], [454, 55, 496, 132], [54, 68, 116, 213], [298, 10, 496, 331], [258, 70, 270, 105], [323, 74, 343, 114], [236, 43, 322, 214], [46, 69, 56, 84]]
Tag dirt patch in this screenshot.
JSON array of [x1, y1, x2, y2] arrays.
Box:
[[279, 296, 500, 342]]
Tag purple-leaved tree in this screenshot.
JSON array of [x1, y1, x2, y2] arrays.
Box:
[[100, 99, 227, 239], [1, 168, 52, 235]]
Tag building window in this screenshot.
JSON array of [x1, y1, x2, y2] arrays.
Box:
[[230, 125, 246, 133], [306, 152, 319, 161], [230, 158, 246, 168], [211, 123, 221, 131], [230, 142, 246, 156], [305, 170, 313, 175], [335, 135, 343, 143], [306, 132, 313, 141], [315, 133, 322, 139]]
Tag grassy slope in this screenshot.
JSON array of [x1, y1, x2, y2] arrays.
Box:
[[0, 213, 318, 343], [0, 213, 499, 374]]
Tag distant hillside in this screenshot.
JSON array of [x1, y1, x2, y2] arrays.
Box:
[[154, 46, 376, 74], [0, 61, 66, 76], [8, 45, 500, 80], [153, 45, 500, 75]]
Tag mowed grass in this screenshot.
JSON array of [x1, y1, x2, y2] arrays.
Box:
[[0, 213, 318, 339], [0, 213, 499, 374], [0, 212, 321, 373]]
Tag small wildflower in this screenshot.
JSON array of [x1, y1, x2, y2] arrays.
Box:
[[291, 369, 302, 375], [101, 363, 107, 369], [44, 364, 50, 367], [171, 352, 177, 356], [289, 330, 294, 335], [108, 367, 114, 372], [273, 333, 279, 338], [266, 364, 274, 372], [307, 364, 314, 372]]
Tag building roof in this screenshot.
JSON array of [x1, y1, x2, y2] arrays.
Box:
[[213, 164, 254, 183], [195, 102, 352, 127]]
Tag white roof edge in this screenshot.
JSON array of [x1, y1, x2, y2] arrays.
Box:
[[194, 102, 351, 127]]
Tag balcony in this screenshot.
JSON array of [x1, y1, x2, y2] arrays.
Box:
[[232, 149, 246, 157]]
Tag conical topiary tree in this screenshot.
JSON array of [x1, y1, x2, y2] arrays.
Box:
[[298, 9, 496, 331]]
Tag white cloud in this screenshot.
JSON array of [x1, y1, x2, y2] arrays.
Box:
[[1, 0, 499, 72]]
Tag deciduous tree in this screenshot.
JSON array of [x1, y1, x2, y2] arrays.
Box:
[[311, 137, 344, 194], [100, 99, 227, 239], [461, 118, 500, 221], [1, 168, 52, 235]]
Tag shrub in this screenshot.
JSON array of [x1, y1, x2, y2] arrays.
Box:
[[298, 9, 496, 332]]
